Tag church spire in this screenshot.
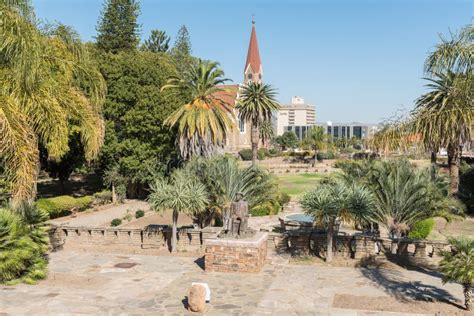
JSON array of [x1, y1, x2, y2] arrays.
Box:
[[244, 19, 262, 83]]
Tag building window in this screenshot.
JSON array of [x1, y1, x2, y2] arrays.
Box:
[[247, 73, 253, 80], [353, 126, 362, 139], [334, 126, 339, 138], [239, 119, 245, 133], [342, 126, 346, 138]]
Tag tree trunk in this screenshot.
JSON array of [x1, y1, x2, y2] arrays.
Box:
[[447, 144, 461, 194], [171, 209, 178, 253], [112, 184, 117, 205], [313, 148, 319, 167], [251, 122, 259, 165], [430, 151, 437, 181], [326, 218, 335, 262], [464, 283, 472, 311]]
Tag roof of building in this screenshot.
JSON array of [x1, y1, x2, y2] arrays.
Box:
[[244, 23, 262, 73], [212, 84, 240, 107]]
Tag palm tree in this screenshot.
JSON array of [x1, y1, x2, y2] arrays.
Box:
[[185, 155, 279, 226], [439, 237, 474, 311], [412, 72, 473, 193], [259, 121, 274, 147], [148, 170, 208, 252], [302, 126, 326, 166], [236, 82, 280, 164], [301, 180, 374, 262], [161, 60, 235, 160], [1, 3, 106, 207]]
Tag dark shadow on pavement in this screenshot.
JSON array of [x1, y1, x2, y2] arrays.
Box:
[[194, 256, 205, 271]]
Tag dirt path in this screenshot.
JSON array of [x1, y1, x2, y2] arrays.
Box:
[[50, 200, 150, 228]]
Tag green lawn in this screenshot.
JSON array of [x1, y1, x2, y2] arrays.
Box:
[[276, 173, 323, 199]]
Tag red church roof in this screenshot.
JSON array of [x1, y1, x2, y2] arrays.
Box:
[[244, 22, 262, 73]]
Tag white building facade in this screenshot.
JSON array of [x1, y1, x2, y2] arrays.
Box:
[[276, 96, 316, 140]]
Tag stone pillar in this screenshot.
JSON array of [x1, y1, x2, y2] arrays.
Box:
[[354, 236, 375, 259], [412, 242, 428, 266]]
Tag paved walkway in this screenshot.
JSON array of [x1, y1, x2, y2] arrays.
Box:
[[50, 200, 150, 228], [0, 251, 466, 315]]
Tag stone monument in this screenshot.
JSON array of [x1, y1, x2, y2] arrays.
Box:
[[204, 193, 268, 273]]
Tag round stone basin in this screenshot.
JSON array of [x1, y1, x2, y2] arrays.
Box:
[[286, 213, 313, 223]]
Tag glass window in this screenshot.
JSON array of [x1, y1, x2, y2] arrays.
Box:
[[239, 119, 245, 133]]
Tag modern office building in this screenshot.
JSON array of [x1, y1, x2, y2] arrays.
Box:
[[317, 122, 379, 140], [276, 96, 316, 140]]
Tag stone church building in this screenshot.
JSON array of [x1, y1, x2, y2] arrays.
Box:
[[220, 21, 265, 153]]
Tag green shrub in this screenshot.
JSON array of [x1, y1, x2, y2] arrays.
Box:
[[239, 149, 253, 161], [36, 195, 93, 219], [278, 192, 291, 206], [250, 208, 271, 216], [269, 148, 280, 156], [135, 210, 145, 218], [317, 151, 337, 161], [93, 190, 112, 204], [111, 218, 122, 227], [250, 201, 281, 217], [408, 218, 435, 239], [257, 148, 266, 160]]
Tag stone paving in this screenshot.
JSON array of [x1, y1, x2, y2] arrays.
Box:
[[0, 251, 466, 315]]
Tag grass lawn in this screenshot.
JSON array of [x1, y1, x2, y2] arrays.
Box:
[[276, 173, 324, 199]]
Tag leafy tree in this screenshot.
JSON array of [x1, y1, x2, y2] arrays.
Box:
[[439, 237, 474, 311], [236, 82, 280, 164], [141, 29, 170, 53], [148, 170, 208, 252], [171, 25, 193, 74], [0, 3, 105, 206], [96, 0, 140, 52], [184, 155, 279, 226], [39, 128, 86, 194], [161, 60, 234, 160], [301, 180, 374, 262], [274, 131, 299, 151], [96, 51, 184, 197], [302, 126, 327, 166]]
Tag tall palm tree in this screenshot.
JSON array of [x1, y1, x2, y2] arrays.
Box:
[[302, 126, 327, 166], [0, 2, 106, 207], [301, 180, 374, 262], [439, 237, 474, 311], [236, 82, 280, 164], [161, 60, 235, 160], [148, 170, 208, 252], [412, 72, 473, 193]]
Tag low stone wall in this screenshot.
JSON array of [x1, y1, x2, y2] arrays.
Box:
[[48, 224, 220, 254], [267, 231, 450, 269], [49, 224, 450, 269], [204, 232, 268, 273]]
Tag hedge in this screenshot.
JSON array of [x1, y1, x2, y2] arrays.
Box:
[[239, 149, 253, 161], [36, 195, 93, 219], [408, 218, 435, 240]]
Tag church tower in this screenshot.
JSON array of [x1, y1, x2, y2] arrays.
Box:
[[244, 20, 262, 84]]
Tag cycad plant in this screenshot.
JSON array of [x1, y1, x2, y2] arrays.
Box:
[[439, 237, 474, 311], [301, 180, 374, 262], [236, 82, 280, 164], [185, 155, 279, 226], [1, 2, 105, 206], [161, 60, 235, 160], [0, 204, 49, 284], [148, 170, 208, 252], [357, 160, 464, 237]]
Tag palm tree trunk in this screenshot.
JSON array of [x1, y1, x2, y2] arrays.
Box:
[[326, 218, 335, 262], [171, 209, 178, 253], [447, 144, 461, 194], [313, 148, 318, 167], [430, 151, 437, 181], [464, 283, 472, 311], [251, 122, 259, 165], [112, 184, 117, 205]]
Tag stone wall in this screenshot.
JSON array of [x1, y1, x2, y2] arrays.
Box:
[[49, 224, 450, 269], [48, 224, 220, 254]]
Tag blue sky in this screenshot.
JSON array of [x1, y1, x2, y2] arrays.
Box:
[[33, 0, 471, 123]]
